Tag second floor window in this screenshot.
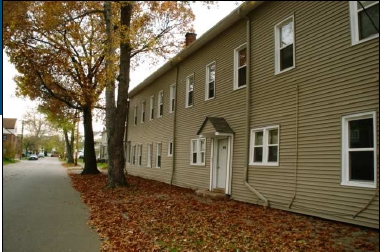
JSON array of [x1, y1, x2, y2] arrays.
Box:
[[275, 16, 295, 74], [158, 90, 163, 117], [349, 1, 379, 45], [206, 62, 216, 100], [186, 74, 194, 107], [234, 44, 247, 89], [141, 100, 146, 123], [150, 95, 154, 120], [133, 105, 137, 125], [170, 84, 176, 113]]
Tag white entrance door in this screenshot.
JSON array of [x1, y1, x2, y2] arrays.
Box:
[[216, 138, 228, 189]]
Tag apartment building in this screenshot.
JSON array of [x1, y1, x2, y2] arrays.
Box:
[[126, 1, 379, 229]]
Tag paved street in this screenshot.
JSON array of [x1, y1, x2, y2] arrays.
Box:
[[2, 157, 101, 252]]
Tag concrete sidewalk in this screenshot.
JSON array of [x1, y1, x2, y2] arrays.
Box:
[[2, 158, 101, 252]]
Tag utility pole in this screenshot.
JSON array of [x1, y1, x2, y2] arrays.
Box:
[[19, 120, 24, 160]]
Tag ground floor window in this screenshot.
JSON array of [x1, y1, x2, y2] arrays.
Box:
[[342, 112, 377, 188], [156, 143, 162, 168], [191, 138, 206, 165], [147, 144, 152, 168], [250, 126, 279, 166], [137, 144, 142, 166]]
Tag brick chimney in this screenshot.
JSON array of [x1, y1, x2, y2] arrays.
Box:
[[185, 32, 197, 46]]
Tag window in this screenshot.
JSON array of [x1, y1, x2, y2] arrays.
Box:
[[133, 105, 137, 125], [190, 138, 206, 165], [342, 112, 377, 188], [137, 144, 142, 166], [3, 135, 7, 141], [186, 74, 194, 107], [350, 1, 379, 45], [168, 141, 173, 157], [169, 84, 176, 113], [234, 44, 247, 89], [141, 101, 146, 123], [126, 141, 131, 163], [206, 62, 216, 99], [150, 95, 154, 120], [157, 90, 163, 117], [250, 126, 279, 166], [147, 144, 152, 168], [156, 143, 162, 168], [131, 145, 136, 165], [275, 16, 295, 74]]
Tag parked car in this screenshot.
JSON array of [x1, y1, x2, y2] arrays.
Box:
[[38, 153, 44, 158], [29, 154, 38, 160], [78, 152, 84, 159]]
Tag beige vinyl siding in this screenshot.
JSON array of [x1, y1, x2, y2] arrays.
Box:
[[229, 1, 379, 228], [173, 20, 247, 191], [126, 70, 176, 184]]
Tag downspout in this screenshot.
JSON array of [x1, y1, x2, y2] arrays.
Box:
[[240, 9, 269, 207], [288, 84, 299, 208], [170, 64, 179, 185]]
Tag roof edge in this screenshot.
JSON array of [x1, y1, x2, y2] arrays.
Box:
[[129, 1, 264, 97]]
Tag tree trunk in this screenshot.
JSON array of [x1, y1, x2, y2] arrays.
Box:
[[81, 106, 100, 175], [105, 1, 131, 188], [64, 129, 74, 163]]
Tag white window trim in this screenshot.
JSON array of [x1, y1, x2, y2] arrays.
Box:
[[233, 43, 247, 90], [137, 144, 142, 166], [131, 145, 136, 166], [156, 142, 162, 168], [249, 125, 280, 166], [168, 141, 173, 157], [141, 100, 146, 123], [126, 141, 131, 164], [205, 61, 216, 100], [186, 74, 194, 108], [349, 1, 379, 45], [147, 144, 152, 168], [190, 138, 206, 166], [169, 84, 176, 113], [150, 95, 154, 121], [133, 105, 137, 126], [157, 90, 163, 118], [341, 111, 377, 188], [274, 16, 295, 75]]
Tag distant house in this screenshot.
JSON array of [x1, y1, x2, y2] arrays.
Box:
[[125, 1, 379, 229], [3, 118, 18, 158]]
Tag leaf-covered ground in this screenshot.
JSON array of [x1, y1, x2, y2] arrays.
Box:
[[68, 173, 379, 252]]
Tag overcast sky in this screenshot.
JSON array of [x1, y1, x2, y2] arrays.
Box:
[[2, 1, 242, 131]]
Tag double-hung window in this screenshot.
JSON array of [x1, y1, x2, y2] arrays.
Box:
[[150, 95, 154, 120], [190, 138, 206, 165], [168, 141, 173, 157], [250, 126, 279, 166], [234, 44, 247, 89], [206, 62, 216, 100], [132, 145, 136, 165], [169, 84, 176, 113], [141, 100, 146, 123], [156, 143, 162, 168], [342, 112, 377, 188], [158, 90, 163, 117], [349, 1, 379, 45], [147, 144, 152, 168], [133, 105, 137, 125], [186, 74, 194, 107], [275, 16, 295, 74], [126, 141, 131, 163], [137, 144, 142, 166]]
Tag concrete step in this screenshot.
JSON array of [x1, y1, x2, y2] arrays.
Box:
[[195, 189, 229, 200]]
